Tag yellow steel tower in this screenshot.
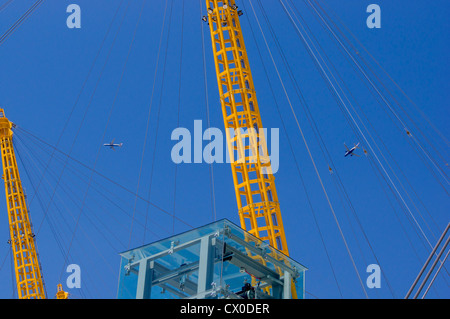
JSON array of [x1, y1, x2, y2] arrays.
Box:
[[205, 1, 289, 255], [0, 109, 46, 299]]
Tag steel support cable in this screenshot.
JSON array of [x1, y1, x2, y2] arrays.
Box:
[[248, 0, 369, 298], [259, 2, 368, 298], [277, 0, 396, 297], [405, 222, 450, 298], [290, 0, 443, 244], [15, 133, 123, 268], [64, 0, 147, 280], [414, 235, 450, 298], [298, 0, 450, 277], [19, 132, 128, 252], [14, 136, 68, 256], [13, 135, 69, 255], [314, 0, 450, 153], [306, 0, 449, 187], [241, 1, 343, 298], [14, 136, 110, 298], [278, 0, 398, 298], [12, 137, 64, 298], [330, 51, 447, 234], [199, 0, 217, 223], [16, 135, 167, 298], [251, 0, 363, 297], [62, 154, 169, 239], [14, 125, 195, 229], [16, 138, 99, 300], [284, 0, 446, 298], [27, 0, 125, 207], [140, 0, 174, 245], [15, 131, 159, 298], [45, 140, 169, 239], [0, 0, 44, 46], [0, 0, 14, 13], [172, 0, 185, 234], [24, 1, 133, 269], [61, 154, 167, 240], [17, 126, 135, 234], [332, 41, 450, 197], [311, 0, 450, 172], [421, 248, 450, 299], [278, 0, 435, 258], [130, 0, 169, 246], [311, 1, 450, 197], [365, 149, 424, 264]]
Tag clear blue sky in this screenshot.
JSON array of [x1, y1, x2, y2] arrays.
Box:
[[0, 0, 448, 299]]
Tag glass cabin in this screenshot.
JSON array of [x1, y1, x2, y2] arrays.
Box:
[[117, 219, 306, 299]]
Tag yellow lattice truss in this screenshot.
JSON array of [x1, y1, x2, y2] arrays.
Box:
[[0, 109, 46, 299], [205, 1, 289, 254]]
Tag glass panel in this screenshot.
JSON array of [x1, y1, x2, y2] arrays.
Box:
[[117, 219, 306, 299]]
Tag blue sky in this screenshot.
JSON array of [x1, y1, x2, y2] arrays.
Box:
[[0, 0, 448, 299]]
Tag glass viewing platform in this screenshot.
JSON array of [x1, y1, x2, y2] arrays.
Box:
[[117, 219, 307, 299]]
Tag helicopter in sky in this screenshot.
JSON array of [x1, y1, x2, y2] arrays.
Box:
[[103, 139, 123, 151]]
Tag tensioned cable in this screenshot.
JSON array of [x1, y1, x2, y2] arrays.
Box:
[[16, 127, 173, 297], [311, 1, 450, 198], [314, 0, 450, 152], [140, 0, 175, 245], [14, 135, 116, 298], [13, 135, 69, 265], [405, 222, 450, 298], [30, 0, 132, 253], [278, 0, 435, 255], [200, 0, 217, 223], [0, 0, 44, 46], [172, 0, 185, 234], [414, 234, 450, 298], [310, 0, 450, 194], [253, 0, 369, 297], [130, 0, 169, 246], [273, 0, 398, 298], [421, 248, 449, 299], [17, 132, 128, 252], [241, 0, 343, 298], [306, 0, 449, 187], [298, 0, 449, 276], [60, 0, 148, 282], [0, 0, 14, 13], [15, 125, 195, 229], [248, 0, 369, 298], [28, 0, 125, 207], [286, 0, 444, 294], [275, 0, 395, 297]]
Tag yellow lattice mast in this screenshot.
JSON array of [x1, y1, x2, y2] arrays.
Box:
[[205, 1, 289, 255], [0, 108, 46, 299]]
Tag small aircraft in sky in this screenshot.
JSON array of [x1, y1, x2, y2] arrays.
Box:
[[344, 142, 360, 157], [103, 139, 123, 150]]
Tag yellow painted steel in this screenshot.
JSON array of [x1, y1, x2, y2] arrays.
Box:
[[0, 109, 46, 299], [205, 1, 289, 256], [205, 2, 298, 298], [56, 283, 69, 299]]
